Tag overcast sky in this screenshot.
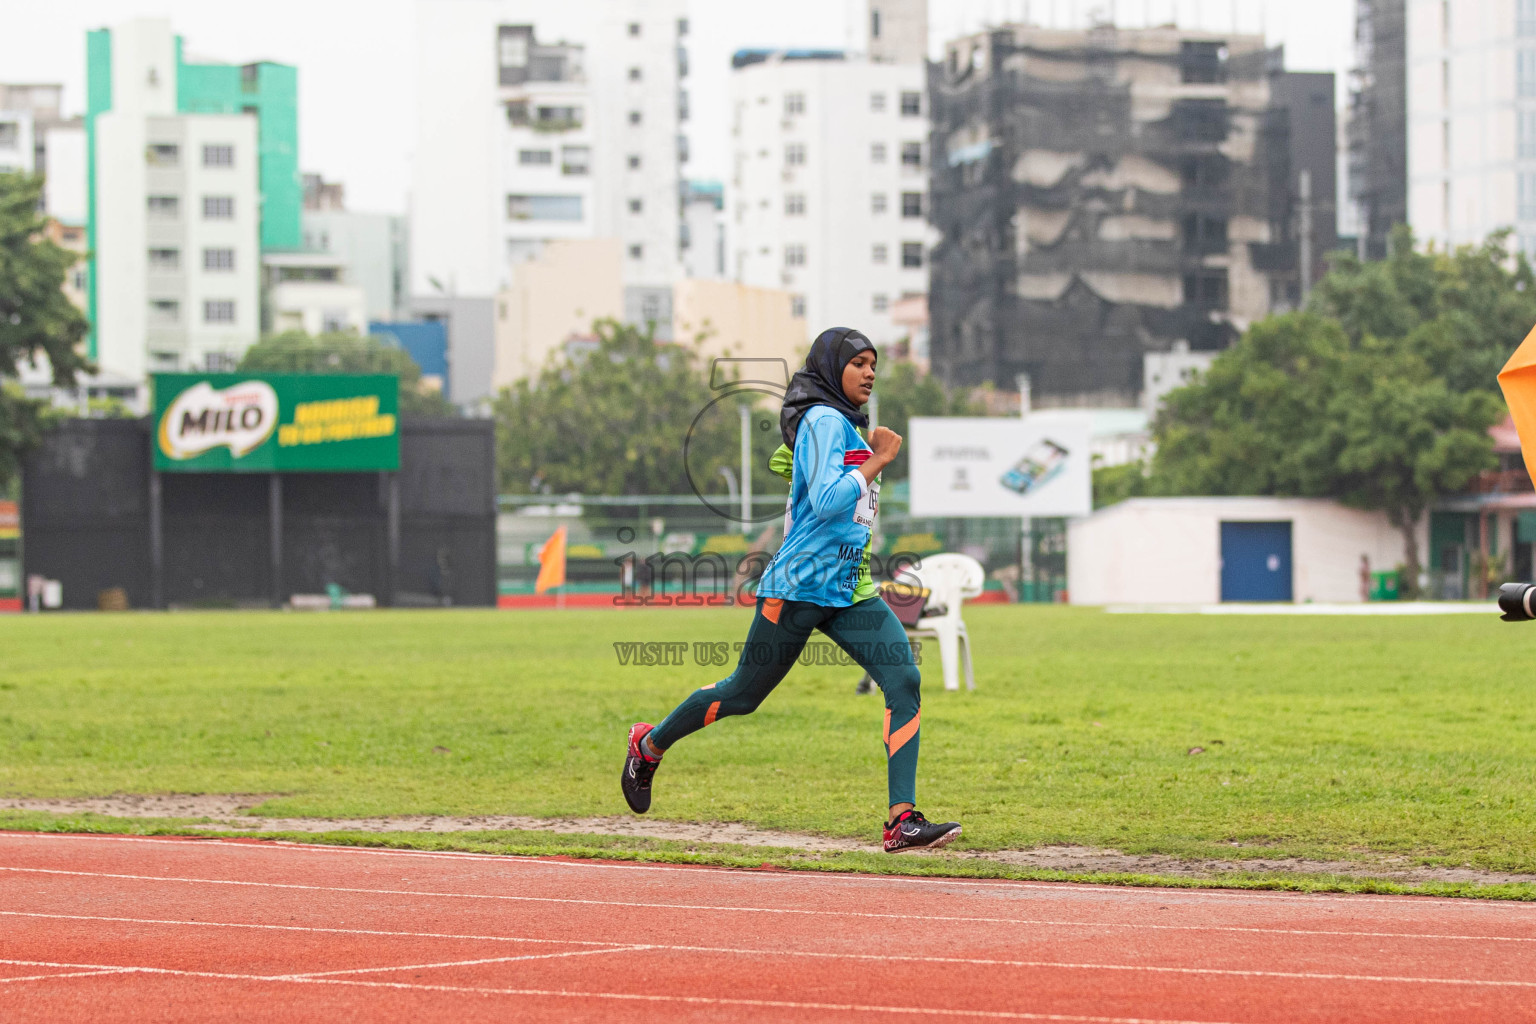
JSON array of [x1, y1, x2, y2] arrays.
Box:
[[1, 0, 1355, 214]]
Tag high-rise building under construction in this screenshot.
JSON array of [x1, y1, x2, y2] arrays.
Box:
[[929, 24, 1334, 408]]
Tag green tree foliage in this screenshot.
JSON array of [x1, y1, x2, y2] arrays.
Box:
[[0, 172, 91, 490], [493, 320, 745, 496], [237, 330, 455, 417], [870, 360, 984, 481], [1148, 229, 1519, 591]]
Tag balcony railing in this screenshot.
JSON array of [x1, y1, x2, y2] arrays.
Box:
[[1468, 469, 1533, 494]]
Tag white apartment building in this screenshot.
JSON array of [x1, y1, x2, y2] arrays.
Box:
[[0, 83, 87, 224], [93, 20, 259, 380], [730, 51, 932, 346], [411, 0, 688, 400], [1407, 0, 1536, 252]]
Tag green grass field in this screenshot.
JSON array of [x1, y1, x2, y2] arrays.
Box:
[[2, 606, 1534, 889]]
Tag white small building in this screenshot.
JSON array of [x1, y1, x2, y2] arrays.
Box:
[[264, 252, 368, 336], [1069, 497, 1424, 605]]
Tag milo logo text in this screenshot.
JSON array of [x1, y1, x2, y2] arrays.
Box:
[[157, 380, 279, 460]]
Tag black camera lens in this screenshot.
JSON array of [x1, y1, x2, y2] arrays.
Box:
[[1497, 582, 1536, 622]]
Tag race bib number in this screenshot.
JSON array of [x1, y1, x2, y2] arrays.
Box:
[[854, 478, 878, 528]]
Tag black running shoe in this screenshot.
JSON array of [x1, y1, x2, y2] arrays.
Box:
[[621, 722, 661, 813], [883, 809, 961, 853]]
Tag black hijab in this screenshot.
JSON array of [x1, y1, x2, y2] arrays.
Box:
[[779, 327, 876, 448]]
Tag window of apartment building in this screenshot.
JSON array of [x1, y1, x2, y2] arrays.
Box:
[[1521, 49, 1536, 98], [203, 144, 234, 167], [677, 17, 688, 36], [871, 142, 887, 163], [146, 143, 179, 166], [1522, 111, 1536, 160], [519, 149, 553, 165], [147, 195, 179, 218], [204, 300, 236, 324], [629, 243, 644, 260], [900, 91, 921, 116], [785, 193, 806, 216], [148, 300, 180, 325], [1181, 212, 1228, 252], [507, 193, 585, 221], [870, 92, 886, 112], [204, 352, 238, 372], [678, 133, 689, 162], [628, 153, 642, 170], [791, 294, 806, 318], [872, 293, 889, 312], [629, 66, 643, 81], [784, 92, 805, 116], [321, 310, 350, 333], [784, 244, 806, 267], [1180, 154, 1227, 190], [785, 142, 806, 166], [1522, 0, 1536, 36], [1182, 270, 1229, 309], [1521, 172, 1536, 221], [678, 89, 689, 122], [203, 248, 235, 271], [901, 242, 924, 268], [628, 22, 641, 36], [499, 32, 529, 69], [872, 192, 888, 214], [534, 106, 583, 129], [148, 248, 180, 270], [1173, 99, 1229, 142], [562, 145, 590, 175], [629, 197, 643, 214], [901, 141, 922, 168], [1180, 40, 1228, 84], [203, 196, 234, 219], [150, 350, 179, 369], [628, 110, 643, 126], [872, 243, 888, 264], [901, 191, 924, 217], [0, 121, 16, 148], [506, 100, 529, 126], [678, 45, 689, 78]]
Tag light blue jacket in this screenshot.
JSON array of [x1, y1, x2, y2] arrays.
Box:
[[757, 406, 878, 607]]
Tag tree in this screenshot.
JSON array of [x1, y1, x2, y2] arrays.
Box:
[[492, 319, 745, 496], [0, 172, 91, 491], [1147, 230, 1520, 591], [869, 360, 983, 480], [237, 330, 455, 417]]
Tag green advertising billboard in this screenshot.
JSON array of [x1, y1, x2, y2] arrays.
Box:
[[152, 374, 400, 472]]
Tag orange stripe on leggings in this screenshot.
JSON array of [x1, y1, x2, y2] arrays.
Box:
[[883, 708, 892, 748], [762, 598, 784, 624], [886, 712, 920, 757], [704, 701, 721, 726]]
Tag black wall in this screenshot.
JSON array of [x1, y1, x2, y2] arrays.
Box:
[[21, 417, 495, 610]]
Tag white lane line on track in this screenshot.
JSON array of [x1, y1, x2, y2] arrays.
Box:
[[7, 865, 1536, 954], [6, 831, 1531, 912], [0, 958, 1243, 1023], [0, 969, 131, 985], [5, 907, 1535, 949], [280, 945, 652, 980], [1, 906, 1532, 989]]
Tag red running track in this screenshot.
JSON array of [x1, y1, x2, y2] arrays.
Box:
[[1, 832, 1535, 1023]]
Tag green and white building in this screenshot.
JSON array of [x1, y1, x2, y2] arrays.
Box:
[[86, 18, 300, 382]]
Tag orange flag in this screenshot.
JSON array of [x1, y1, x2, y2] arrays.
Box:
[[535, 525, 568, 594], [1498, 324, 1536, 484]]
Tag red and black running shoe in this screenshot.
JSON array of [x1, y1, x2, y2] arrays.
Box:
[[621, 723, 662, 814], [883, 809, 961, 853]]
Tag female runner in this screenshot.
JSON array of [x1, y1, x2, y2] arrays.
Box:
[[621, 327, 961, 852]]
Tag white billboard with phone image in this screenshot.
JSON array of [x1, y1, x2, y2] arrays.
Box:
[[908, 415, 1093, 517]]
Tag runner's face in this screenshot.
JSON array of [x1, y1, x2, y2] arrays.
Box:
[[842, 351, 877, 407]]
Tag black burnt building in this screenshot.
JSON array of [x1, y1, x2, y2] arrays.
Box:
[[929, 25, 1335, 404]]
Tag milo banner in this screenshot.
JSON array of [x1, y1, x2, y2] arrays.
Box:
[[153, 374, 400, 472]]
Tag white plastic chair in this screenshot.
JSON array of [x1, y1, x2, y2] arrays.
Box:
[[895, 552, 985, 692]]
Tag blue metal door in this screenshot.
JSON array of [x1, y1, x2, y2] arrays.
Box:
[[1220, 521, 1293, 602]]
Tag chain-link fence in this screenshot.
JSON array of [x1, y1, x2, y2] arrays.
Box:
[[499, 493, 1066, 602]]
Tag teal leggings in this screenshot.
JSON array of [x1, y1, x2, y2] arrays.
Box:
[[649, 595, 923, 807]]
